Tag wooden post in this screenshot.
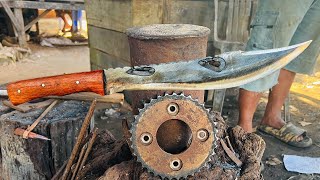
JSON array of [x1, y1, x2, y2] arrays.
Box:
[[14, 0, 27, 47], [0, 100, 90, 179], [0, 1, 27, 47]]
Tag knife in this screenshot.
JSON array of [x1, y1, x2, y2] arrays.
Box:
[[1, 41, 311, 105]]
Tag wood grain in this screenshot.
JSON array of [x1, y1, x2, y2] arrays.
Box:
[[7, 70, 105, 105]]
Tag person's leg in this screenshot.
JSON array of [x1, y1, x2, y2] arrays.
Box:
[[61, 13, 72, 32], [260, 0, 320, 141], [238, 89, 262, 133], [261, 69, 295, 129], [237, 0, 312, 135]]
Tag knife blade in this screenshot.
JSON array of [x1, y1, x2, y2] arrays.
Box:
[[4, 40, 311, 105]]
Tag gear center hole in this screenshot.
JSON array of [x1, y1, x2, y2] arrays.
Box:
[[156, 119, 192, 154]]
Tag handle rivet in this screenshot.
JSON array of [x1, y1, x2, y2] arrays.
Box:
[[76, 81, 80, 84], [41, 84, 45, 87], [17, 89, 21, 93]]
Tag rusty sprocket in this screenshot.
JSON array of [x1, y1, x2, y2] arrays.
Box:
[[130, 93, 218, 179]]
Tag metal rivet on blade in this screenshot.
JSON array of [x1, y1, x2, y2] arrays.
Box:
[[17, 89, 21, 93], [41, 84, 45, 87], [76, 81, 80, 84]]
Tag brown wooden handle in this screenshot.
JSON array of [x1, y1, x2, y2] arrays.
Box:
[[7, 70, 105, 105]]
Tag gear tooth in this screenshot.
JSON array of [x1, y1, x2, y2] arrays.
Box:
[[173, 92, 177, 96], [205, 163, 210, 169], [213, 122, 218, 126]]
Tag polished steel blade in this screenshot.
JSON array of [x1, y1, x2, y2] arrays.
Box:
[[0, 90, 8, 96], [105, 41, 311, 93]]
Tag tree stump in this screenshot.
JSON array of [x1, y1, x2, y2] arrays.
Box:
[[0, 100, 12, 180], [0, 100, 90, 180]]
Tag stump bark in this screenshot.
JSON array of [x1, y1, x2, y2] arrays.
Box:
[[0, 100, 90, 180], [0, 100, 11, 180]]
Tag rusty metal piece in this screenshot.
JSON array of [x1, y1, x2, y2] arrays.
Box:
[[22, 100, 58, 139], [14, 128, 50, 141], [126, 24, 210, 113], [220, 139, 243, 167], [71, 143, 87, 180], [122, 119, 133, 150], [61, 99, 97, 180], [130, 94, 217, 179], [52, 160, 67, 180], [75, 128, 98, 179]]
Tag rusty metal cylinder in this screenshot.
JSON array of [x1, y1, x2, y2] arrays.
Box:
[[126, 24, 210, 111]]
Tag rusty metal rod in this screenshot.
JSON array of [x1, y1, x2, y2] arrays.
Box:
[[61, 99, 97, 180], [51, 160, 67, 180], [14, 128, 50, 141], [75, 128, 98, 180], [22, 100, 58, 138], [220, 139, 242, 167], [71, 143, 88, 180], [122, 119, 133, 153], [51, 133, 93, 180]]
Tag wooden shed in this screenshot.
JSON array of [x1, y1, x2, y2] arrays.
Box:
[[85, 0, 216, 70]]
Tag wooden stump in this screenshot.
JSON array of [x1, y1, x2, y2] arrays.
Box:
[[0, 100, 12, 180], [0, 100, 90, 180]]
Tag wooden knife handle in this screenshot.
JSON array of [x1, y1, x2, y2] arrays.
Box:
[[7, 70, 106, 105]]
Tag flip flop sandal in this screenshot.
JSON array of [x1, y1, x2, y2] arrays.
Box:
[[258, 122, 312, 148]]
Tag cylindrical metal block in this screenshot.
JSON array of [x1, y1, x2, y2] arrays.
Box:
[[126, 24, 210, 111]]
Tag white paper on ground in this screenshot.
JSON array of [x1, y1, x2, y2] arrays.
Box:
[[283, 155, 320, 174]]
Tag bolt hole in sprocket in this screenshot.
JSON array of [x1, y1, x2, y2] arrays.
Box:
[[130, 93, 218, 179]]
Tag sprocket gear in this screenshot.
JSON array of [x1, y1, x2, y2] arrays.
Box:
[[130, 93, 218, 179]]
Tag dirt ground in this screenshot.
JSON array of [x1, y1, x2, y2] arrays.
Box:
[[0, 43, 90, 84], [0, 44, 319, 180]]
